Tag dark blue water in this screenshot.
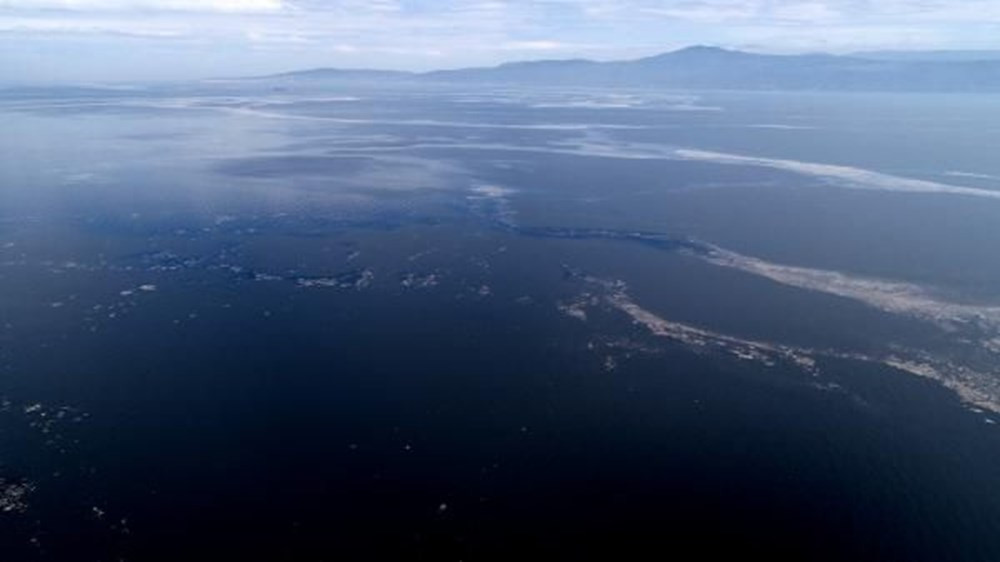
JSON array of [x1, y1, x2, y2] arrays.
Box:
[[2, 83, 1000, 561]]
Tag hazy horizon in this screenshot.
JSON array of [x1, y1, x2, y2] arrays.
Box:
[[7, 44, 1000, 86], [4, 0, 1000, 82]]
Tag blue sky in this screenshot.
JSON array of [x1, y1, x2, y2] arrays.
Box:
[[3, 0, 1000, 81]]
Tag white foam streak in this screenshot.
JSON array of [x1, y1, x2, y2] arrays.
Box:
[[215, 105, 646, 131], [884, 358, 1000, 414], [743, 124, 816, 130], [579, 277, 819, 374], [701, 245, 1000, 332], [574, 275, 1000, 414], [945, 170, 1000, 181], [608, 290, 818, 371], [675, 149, 1000, 200]]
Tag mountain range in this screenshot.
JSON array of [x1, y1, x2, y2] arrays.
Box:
[[260, 46, 1000, 92]]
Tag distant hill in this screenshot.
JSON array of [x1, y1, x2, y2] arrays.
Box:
[[260, 46, 1000, 92], [261, 68, 415, 82], [852, 50, 1000, 62]]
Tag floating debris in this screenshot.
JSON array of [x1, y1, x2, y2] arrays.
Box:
[[297, 269, 375, 290], [0, 478, 35, 514], [400, 272, 439, 289]]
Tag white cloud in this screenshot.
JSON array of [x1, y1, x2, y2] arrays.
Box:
[[501, 40, 569, 51], [3, 0, 1000, 81], [770, 2, 842, 23], [641, 2, 759, 24], [0, 15, 186, 36], [0, 0, 283, 12]]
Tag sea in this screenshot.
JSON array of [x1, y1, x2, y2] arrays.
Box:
[[2, 81, 1000, 560]]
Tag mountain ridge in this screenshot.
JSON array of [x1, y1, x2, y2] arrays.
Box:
[[255, 46, 1000, 92]]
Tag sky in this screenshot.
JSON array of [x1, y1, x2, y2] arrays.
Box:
[[3, 0, 1000, 82]]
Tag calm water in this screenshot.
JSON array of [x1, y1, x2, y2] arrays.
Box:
[[2, 83, 1000, 560]]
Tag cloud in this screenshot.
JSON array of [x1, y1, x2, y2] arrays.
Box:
[[0, 15, 186, 36], [500, 40, 570, 51], [4, 0, 1000, 80], [0, 0, 283, 12], [640, 1, 760, 24]]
